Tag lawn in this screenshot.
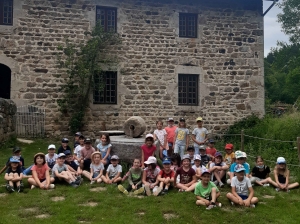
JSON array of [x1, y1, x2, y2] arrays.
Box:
[[0, 138, 300, 224]]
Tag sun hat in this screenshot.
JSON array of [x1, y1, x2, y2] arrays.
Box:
[[194, 155, 201, 161], [58, 153, 66, 158], [13, 147, 21, 153], [48, 144, 56, 150], [234, 164, 246, 172], [277, 157, 286, 164], [144, 156, 157, 164], [145, 134, 154, 139], [199, 145, 206, 150], [215, 152, 222, 158], [225, 144, 234, 150], [196, 117, 203, 122], [91, 151, 101, 159], [34, 152, 45, 161], [111, 155, 119, 160], [181, 154, 191, 161], [10, 157, 20, 163], [162, 157, 171, 164]]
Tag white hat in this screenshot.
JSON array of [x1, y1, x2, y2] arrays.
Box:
[[48, 144, 56, 150], [144, 156, 157, 164], [242, 152, 247, 158], [277, 157, 286, 164], [145, 134, 154, 139], [235, 151, 244, 159], [58, 153, 66, 158], [194, 155, 201, 161], [111, 155, 119, 160], [168, 117, 174, 121]]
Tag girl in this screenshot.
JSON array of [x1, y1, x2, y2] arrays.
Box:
[[267, 157, 299, 191], [141, 134, 157, 168], [82, 152, 104, 184], [164, 117, 177, 156], [142, 156, 161, 196], [96, 134, 112, 165], [28, 153, 55, 190], [206, 139, 217, 159], [5, 157, 24, 192], [173, 118, 189, 159], [209, 152, 228, 188], [154, 120, 167, 160], [250, 156, 271, 186], [170, 153, 181, 172], [175, 155, 197, 192], [74, 135, 85, 165]]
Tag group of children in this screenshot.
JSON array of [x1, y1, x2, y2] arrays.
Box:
[[3, 117, 299, 210]]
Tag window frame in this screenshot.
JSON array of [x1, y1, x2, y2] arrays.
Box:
[[95, 6, 117, 32], [93, 71, 118, 105], [179, 13, 198, 38], [0, 0, 13, 26], [178, 74, 199, 106]]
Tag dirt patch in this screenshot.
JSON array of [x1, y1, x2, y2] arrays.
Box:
[[163, 213, 178, 220], [24, 208, 39, 212], [79, 202, 98, 207], [35, 214, 50, 219], [17, 138, 34, 144], [260, 202, 267, 204], [89, 187, 107, 192], [137, 212, 145, 216], [79, 221, 91, 224], [0, 193, 7, 197], [263, 195, 275, 199], [51, 196, 65, 202]]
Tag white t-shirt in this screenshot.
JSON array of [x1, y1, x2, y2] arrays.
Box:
[[45, 153, 58, 168], [192, 165, 206, 172], [154, 129, 167, 146], [107, 164, 122, 177], [90, 163, 104, 173], [192, 127, 208, 147], [74, 145, 84, 159], [231, 176, 252, 196], [209, 162, 226, 168], [52, 164, 68, 177]]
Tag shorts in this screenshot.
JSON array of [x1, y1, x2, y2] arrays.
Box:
[[204, 194, 212, 201], [39, 178, 46, 183], [54, 177, 64, 183], [92, 172, 100, 178], [109, 176, 115, 180], [238, 194, 248, 200]]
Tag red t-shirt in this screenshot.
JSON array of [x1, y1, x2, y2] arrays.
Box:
[[206, 147, 217, 157], [141, 144, 156, 162], [159, 169, 175, 179], [176, 167, 195, 184], [165, 126, 177, 143], [31, 164, 50, 180]]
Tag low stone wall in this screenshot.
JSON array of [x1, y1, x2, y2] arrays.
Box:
[[0, 98, 17, 142]]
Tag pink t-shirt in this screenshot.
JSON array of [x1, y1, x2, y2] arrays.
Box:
[[31, 164, 50, 180], [141, 144, 156, 162], [81, 146, 96, 160], [165, 126, 177, 143], [206, 147, 217, 157]]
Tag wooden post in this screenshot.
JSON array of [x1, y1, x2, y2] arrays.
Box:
[[241, 130, 244, 151], [297, 137, 300, 164]]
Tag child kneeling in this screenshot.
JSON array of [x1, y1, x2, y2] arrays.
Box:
[[194, 169, 221, 210], [226, 164, 258, 208]]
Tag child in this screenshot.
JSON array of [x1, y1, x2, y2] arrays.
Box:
[[6, 147, 25, 171], [250, 156, 271, 186], [170, 153, 181, 173], [157, 157, 175, 195], [52, 153, 79, 187], [227, 150, 250, 185], [187, 146, 196, 165], [28, 153, 55, 190], [74, 135, 85, 165], [45, 144, 58, 169], [142, 156, 161, 196], [57, 138, 72, 154], [64, 150, 82, 179], [224, 143, 235, 166], [154, 120, 167, 160], [175, 155, 197, 192], [82, 151, 104, 184], [5, 157, 24, 192], [267, 157, 299, 191], [96, 133, 112, 165], [173, 117, 189, 159], [74, 132, 82, 149], [165, 117, 177, 156], [118, 158, 144, 195], [80, 138, 96, 170], [194, 168, 221, 210], [191, 117, 208, 155], [226, 164, 258, 207], [102, 155, 122, 184], [192, 155, 202, 171], [141, 134, 157, 168], [206, 139, 217, 160], [209, 152, 228, 188], [199, 145, 211, 167]]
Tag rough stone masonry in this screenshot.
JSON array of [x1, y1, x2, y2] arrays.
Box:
[[0, 0, 264, 137]]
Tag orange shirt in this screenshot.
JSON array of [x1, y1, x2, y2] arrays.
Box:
[[165, 126, 177, 143]]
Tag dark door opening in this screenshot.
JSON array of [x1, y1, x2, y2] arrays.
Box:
[[0, 63, 11, 99]]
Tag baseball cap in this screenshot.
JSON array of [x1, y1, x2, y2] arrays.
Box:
[[168, 117, 174, 122], [144, 156, 157, 164], [10, 157, 20, 163], [215, 152, 222, 158], [194, 155, 201, 161], [225, 144, 234, 150], [187, 146, 195, 151], [199, 145, 206, 151], [84, 137, 92, 143], [234, 164, 246, 172], [208, 139, 215, 143], [196, 117, 203, 122], [201, 168, 210, 176], [62, 138, 69, 143], [235, 151, 244, 159], [181, 154, 191, 161], [145, 134, 154, 139], [111, 155, 119, 160], [58, 153, 66, 158], [162, 157, 171, 164], [179, 117, 185, 122], [64, 150, 71, 156], [242, 152, 247, 158], [75, 132, 82, 136], [277, 157, 286, 164], [13, 147, 21, 153], [48, 144, 56, 150]]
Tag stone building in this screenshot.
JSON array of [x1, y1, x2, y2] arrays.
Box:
[[0, 0, 266, 137]]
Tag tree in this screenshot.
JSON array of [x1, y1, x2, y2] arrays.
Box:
[[57, 22, 121, 133], [278, 0, 300, 44]]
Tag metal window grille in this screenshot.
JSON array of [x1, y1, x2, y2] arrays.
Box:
[[0, 0, 13, 25], [178, 74, 199, 106], [96, 6, 117, 32], [94, 71, 117, 104], [179, 13, 197, 38]]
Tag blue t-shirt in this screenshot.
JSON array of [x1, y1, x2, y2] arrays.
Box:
[[96, 143, 112, 159], [230, 162, 250, 174]]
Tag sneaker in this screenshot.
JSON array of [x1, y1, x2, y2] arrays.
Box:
[[144, 185, 151, 196], [275, 188, 280, 192], [75, 179, 81, 186], [250, 204, 256, 208], [263, 184, 269, 187], [286, 189, 290, 193], [134, 187, 145, 195], [216, 202, 222, 208], [70, 182, 79, 188], [90, 180, 95, 185], [6, 184, 14, 193], [178, 189, 185, 192], [213, 180, 219, 185], [219, 182, 224, 188], [49, 184, 55, 189], [153, 187, 162, 196], [17, 186, 21, 193], [206, 204, 216, 210], [161, 189, 168, 195], [31, 185, 36, 190], [231, 201, 235, 206], [118, 185, 129, 195]]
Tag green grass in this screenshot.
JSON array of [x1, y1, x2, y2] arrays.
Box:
[[1, 138, 300, 224]]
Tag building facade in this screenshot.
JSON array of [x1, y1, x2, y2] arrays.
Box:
[[0, 0, 265, 137]]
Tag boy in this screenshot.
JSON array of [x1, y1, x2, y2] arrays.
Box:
[[57, 138, 72, 154], [209, 152, 228, 188], [186, 146, 196, 165], [224, 143, 235, 166], [5, 157, 24, 192], [74, 135, 85, 165], [74, 132, 82, 149], [45, 144, 58, 169], [226, 164, 258, 208], [191, 117, 208, 155], [175, 155, 197, 192], [199, 145, 211, 167], [206, 139, 217, 160], [164, 117, 177, 156], [80, 138, 96, 171], [6, 147, 25, 170], [156, 157, 175, 195], [64, 150, 82, 180], [227, 151, 250, 185], [102, 155, 122, 184], [194, 168, 221, 210]]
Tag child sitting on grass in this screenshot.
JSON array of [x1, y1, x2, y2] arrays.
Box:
[[267, 157, 299, 192], [206, 139, 217, 160], [102, 155, 122, 184], [250, 156, 271, 186], [57, 138, 72, 154], [186, 146, 196, 165], [45, 144, 58, 169], [175, 155, 197, 192], [194, 168, 221, 210], [142, 156, 160, 196], [209, 152, 228, 188], [118, 158, 144, 195], [227, 151, 250, 185], [74, 135, 85, 165], [199, 145, 211, 167], [28, 153, 55, 190], [64, 150, 82, 179], [224, 143, 235, 166], [52, 153, 80, 188], [156, 157, 175, 195], [82, 152, 104, 184], [5, 157, 24, 193], [226, 164, 258, 208]]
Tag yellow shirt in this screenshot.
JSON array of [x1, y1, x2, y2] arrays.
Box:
[[224, 152, 235, 166]]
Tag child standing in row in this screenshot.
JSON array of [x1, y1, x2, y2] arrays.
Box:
[[141, 134, 156, 168], [82, 152, 104, 184], [154, 120, 167, 160], [5, 157, 24, 193], [191, 117, 208, 155], [173, 118, 189, 158], [165, 118, 177, 156], [97, 134, 112, 165], [102, 155, 122, 184]]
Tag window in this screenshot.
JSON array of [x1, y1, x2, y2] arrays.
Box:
[[96, 6, 117, 32], [0, 0, 13, 25], [179, 13, 197, 38], [178, 74, 199, 106], [94, 71, 117, 104]]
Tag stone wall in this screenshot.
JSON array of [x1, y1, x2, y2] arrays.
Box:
[[0, 0, 265, 137], [0, 98, 17, 141]]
